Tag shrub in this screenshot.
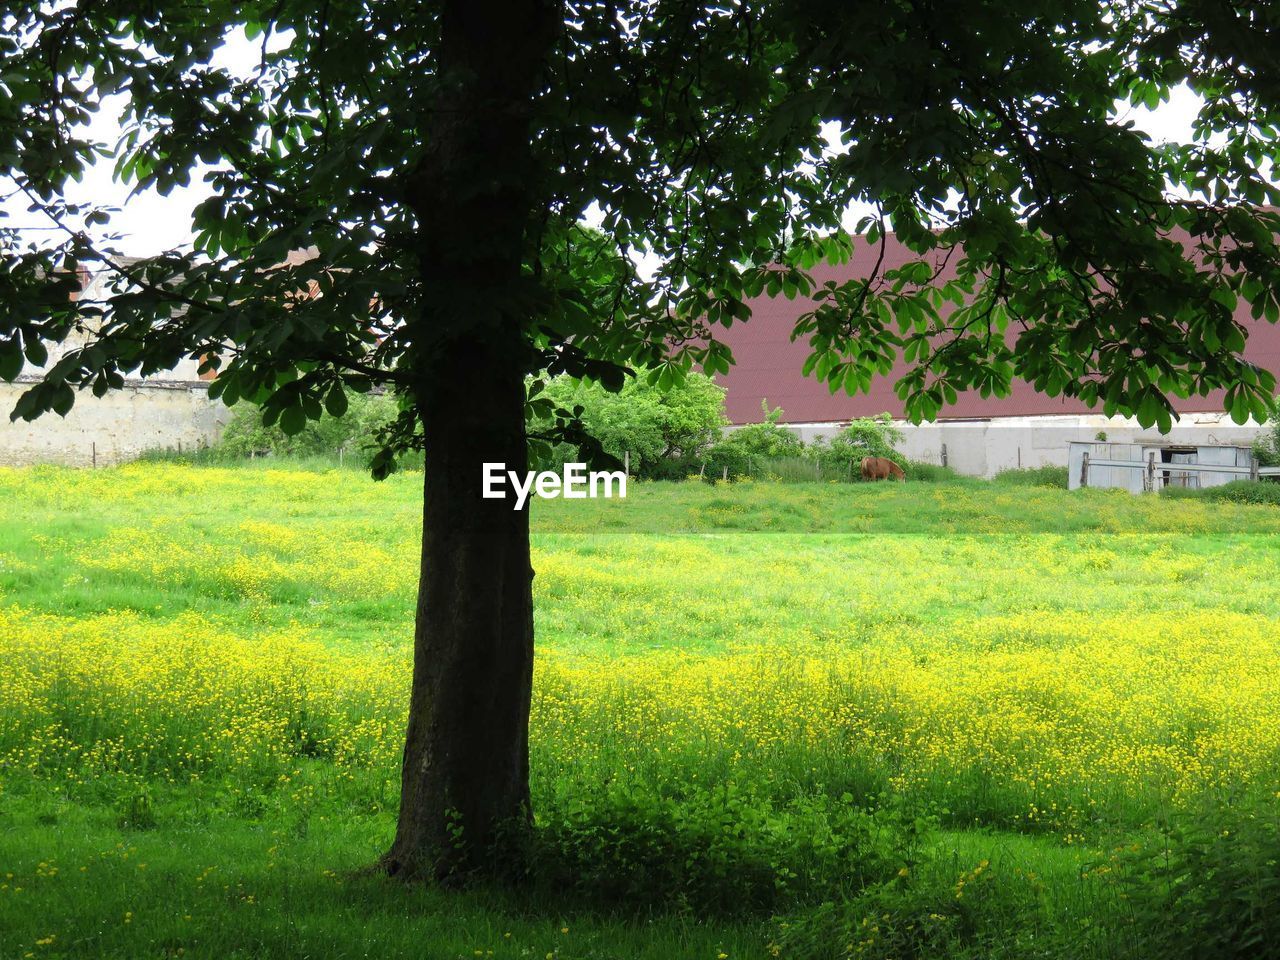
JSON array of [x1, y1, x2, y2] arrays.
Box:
[[1201, 479, 1280, 505], [1252, 397, 1280, 467], [533, 370, 727, 477], [699, 402, 805, 480], [826, 415, 904, 464], [1159, 481, 1280, 505], [806, 415, 906, 475], [213, 391, 401, 463], [529, 787, 930, 916], [1116, 799, 1280, 960], [773, 855, 1046, 960], [715, 401, 806, 458], [705, 408, 909, 482], [992, 465, 1069, 488]]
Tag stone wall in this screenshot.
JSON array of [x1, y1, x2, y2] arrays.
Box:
[[0, 379, 229, 467]]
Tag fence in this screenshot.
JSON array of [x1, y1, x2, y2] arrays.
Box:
[[1078, 451, 1280, 491]]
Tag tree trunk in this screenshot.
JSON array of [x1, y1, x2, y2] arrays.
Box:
[[383, 334, 534, 880], [381, 0, 557, 881]]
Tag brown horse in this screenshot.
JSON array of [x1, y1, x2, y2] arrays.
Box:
[[861, 456, 906, 482]]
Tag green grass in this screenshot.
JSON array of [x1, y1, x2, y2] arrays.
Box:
[[3, 462, 1280, 959], [1, 795, 764, 960]]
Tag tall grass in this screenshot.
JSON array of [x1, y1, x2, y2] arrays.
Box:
[[2, 465, 1279, 958], [992, 465, 1069, 488]]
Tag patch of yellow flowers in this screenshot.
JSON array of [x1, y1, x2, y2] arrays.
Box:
[[4, 602, 1279, 830]]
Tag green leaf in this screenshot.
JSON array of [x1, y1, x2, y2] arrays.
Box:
[[325, 384, 349, 417], [1230, 391, 1250, 425], [24, 340, 47, 367], [279, 405, 308, 436], [51, 383, 74, 417], [370, 447, 397, 481], [0, 342, 22, 382]]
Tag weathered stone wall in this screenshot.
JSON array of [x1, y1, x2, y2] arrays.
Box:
[[0, 379, 229, 467]]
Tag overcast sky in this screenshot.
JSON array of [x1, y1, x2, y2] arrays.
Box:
[[3, 29, 1208, 259]]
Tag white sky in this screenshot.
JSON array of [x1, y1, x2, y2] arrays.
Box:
[[2, 28, 1207, 258]]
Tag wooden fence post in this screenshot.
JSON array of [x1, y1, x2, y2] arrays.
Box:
[[1146, 451, 1156, 492], [941, 443, 948, 468], [1251, 455, 1260, 482], [91, 441, 96, 469], [624, 450, 630, 476], [1080, 452, 1090, 489]]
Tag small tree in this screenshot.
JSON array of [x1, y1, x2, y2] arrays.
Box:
[[218, 391, 400, 462], [811, 414, 905, 469], [535, 371, 727, 475], [717, 402, 805, 458]]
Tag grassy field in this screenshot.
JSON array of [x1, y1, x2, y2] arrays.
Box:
[[3, 464, 1280, 958]]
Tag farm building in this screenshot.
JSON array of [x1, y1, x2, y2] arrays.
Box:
[[0, 265, 228, 467], [6, 233, 1280, 472], [712, 232, 1280, 478], [1066, 440, 1271, 492]]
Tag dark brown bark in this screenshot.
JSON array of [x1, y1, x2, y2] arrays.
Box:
[[381, 0, 558, 881], [384, 334, 535, 880]]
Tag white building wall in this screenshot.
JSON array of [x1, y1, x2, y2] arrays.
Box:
[[782, 412, 1269, 479]]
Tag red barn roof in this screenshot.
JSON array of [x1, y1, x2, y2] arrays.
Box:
[[713, 235, 1280, 424]]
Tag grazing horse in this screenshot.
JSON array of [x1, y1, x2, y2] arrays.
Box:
[[860, 456, 906, 482]]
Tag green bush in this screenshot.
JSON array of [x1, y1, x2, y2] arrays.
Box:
[[533, 370, 727, 477], [1116, 799, 1280, 960], [1252, 397, 1280, 467], [714, 401, 805, 458], [810, 415, 905, 469], [992, 466, 1069, 488], [139, 391, 410, 469], [1201, 479, 1280, 505], [773, 854, 1046, 960], [529, 788, 929, 916], [705, 408, 907, 482], [215, 391, 401, 462], [698, 403, 804, 481], [1158, 481, 1280, 505]]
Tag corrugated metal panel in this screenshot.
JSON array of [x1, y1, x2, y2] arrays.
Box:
[[1067, 442, 1088, 491], [1068, 442, 1255, 492], [1197, 445, 1242, 488]]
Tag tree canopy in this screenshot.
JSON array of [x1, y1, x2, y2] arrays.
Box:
[[5, 1, 1280, 442]]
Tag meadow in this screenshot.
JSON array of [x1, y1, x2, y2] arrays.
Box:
[[3, 463, 1280, 958]]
